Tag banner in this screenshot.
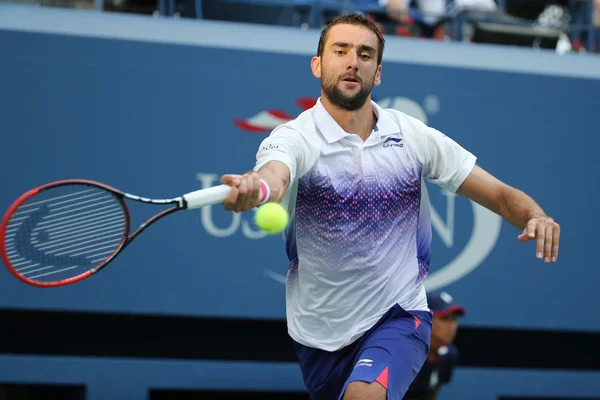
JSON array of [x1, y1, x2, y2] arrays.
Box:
[[1, 6, 599, 333]]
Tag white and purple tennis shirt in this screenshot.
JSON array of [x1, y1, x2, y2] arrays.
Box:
[[254, 98, 476, 352]]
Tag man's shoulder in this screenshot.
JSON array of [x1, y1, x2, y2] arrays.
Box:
[[281, 107, 317, 132], [267, 107, 321, 142]]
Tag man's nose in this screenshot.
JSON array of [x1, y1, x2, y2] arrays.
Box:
[[346, 52, 359, 70]]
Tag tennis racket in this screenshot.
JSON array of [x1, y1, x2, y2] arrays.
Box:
[[0, 179, 236, 288]]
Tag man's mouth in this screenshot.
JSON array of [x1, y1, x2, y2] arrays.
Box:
[[341, 76, 360, 83]]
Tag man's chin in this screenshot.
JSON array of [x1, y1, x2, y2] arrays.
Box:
[[338, 95, 360, 104], [337, 84, 361, 95]]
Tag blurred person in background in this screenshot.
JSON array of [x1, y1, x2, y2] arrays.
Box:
[[320, 0, 415, 37], [376, 0, 445, 38], [357, 0, 447, 38], [358, 0, 497, 40], [567, 0, 589, 51], [404, 292, 465, 400], [596, 0, 600, 51], [591, 0, 600, 52]]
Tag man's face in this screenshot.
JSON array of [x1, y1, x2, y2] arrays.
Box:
[[311, 23, 382, 111], [432, 312, 459, 346]]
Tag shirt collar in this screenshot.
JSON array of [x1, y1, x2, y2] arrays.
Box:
[[313, 97, 401, 144]]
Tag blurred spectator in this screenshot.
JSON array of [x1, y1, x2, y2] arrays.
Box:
[[569, 0, 588, 51], [372, 0, 447, 38], [336, 0, 445, 38], [320, 0, 415, 36], [411, 0, 448, 37], [590, 0, 600, 51], [566, 0, 599, 52], [596, 0, 600, 50], [385, 0, 412, 23], [379, 0, 496, 39], [403, 291, 465, 400]]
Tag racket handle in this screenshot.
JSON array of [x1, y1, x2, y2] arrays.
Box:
[[183, 185, 231, 209]]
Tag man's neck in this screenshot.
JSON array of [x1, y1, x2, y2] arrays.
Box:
[[321, 95, 376, 142]]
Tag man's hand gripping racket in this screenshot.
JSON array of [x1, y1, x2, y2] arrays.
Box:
[[0, 179, 267, 288]]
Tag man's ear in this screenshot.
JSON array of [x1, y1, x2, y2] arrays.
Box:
[[374, 64, 382, 86], [311, 56, 322, 79]]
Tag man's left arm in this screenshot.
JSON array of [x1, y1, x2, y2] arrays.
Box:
[[456, 165, 560, 263]]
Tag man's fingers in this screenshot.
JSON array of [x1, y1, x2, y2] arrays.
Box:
[[247, 172, 262, 209], [520, 218, 560, 262], [220, 174, 243, 187], [527, 220, 537, 239], [523, 219, 544, 259], [223, 186, 239, 211], [239, 174, 255, 211], [544, 222, 553, 263], [534, 221, 545, 260], [517, 228, 529, 242], [248, 173, 261, 206], [238, 175, 248, 195], [228, 172, 262, 212], [551, 223, 560, 262], [221, 172, 263, 213]]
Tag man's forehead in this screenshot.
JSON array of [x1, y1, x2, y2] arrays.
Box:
[[327, 24, 378, 47]]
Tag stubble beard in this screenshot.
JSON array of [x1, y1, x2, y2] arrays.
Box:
[[321, 72, 375, 111]]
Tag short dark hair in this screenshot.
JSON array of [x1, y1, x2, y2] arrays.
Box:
[[317, 13, 386, 65]]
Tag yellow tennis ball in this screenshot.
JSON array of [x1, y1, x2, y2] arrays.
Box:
[[254, 202, 289, 234]]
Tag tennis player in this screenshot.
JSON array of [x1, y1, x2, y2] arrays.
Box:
[[219, 13, 560, 400]]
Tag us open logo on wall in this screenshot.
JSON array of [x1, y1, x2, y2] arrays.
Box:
[[228, 95, 502, 291]]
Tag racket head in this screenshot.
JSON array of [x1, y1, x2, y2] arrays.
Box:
[[0, 179, 131, 287]]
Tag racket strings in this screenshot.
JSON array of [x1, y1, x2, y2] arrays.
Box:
[[3, 185, 127, 283]]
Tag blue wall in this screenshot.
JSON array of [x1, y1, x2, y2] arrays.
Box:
[[1, 4, 600, 399]]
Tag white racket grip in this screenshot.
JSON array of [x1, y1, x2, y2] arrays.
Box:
[[183, 185, 231, 209]]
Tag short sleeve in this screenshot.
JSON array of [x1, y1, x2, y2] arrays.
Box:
[[387, 111, 476, 193], [254, 124, 318, 184], [420, 126, 477, 193]]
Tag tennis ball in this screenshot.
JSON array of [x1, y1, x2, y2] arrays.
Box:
[[255, 202, 289, 234]]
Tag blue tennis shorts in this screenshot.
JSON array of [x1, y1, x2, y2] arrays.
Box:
[[294, 304, 432, 400]]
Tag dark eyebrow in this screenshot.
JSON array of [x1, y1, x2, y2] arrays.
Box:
[[358, 45, 377, 55], [332, 42, 376, 55]]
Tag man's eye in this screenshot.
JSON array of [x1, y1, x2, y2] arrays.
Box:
[[360, 54, 371, 59]]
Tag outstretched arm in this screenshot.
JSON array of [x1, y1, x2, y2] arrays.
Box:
[[220, 161, 291, 213], [457, 165, 560, 263]]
